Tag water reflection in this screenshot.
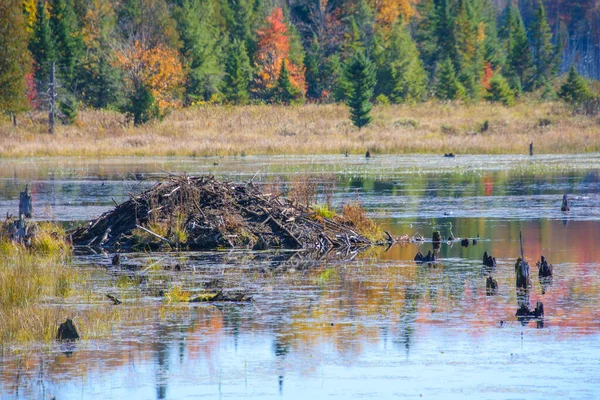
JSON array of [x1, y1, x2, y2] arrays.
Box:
[[1, 156, 600, 398]]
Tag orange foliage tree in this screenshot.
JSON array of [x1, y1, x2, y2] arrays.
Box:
[[253, 7, 305, 99], [370, 0, 417, 27], [115, 41, 184, 111]]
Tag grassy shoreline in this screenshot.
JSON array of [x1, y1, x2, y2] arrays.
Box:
[[1, 101, 599, 157]]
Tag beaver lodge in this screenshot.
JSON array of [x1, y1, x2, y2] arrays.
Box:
[[70, 174, 395, 252]]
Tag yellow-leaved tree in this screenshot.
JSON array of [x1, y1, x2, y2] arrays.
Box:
[[114, 41, 184, 125]]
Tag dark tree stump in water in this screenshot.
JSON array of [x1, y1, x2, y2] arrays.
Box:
[[432, 230, 442, 243], [414, 250, 436, 263], [365, 150, 371, 158], [537, 255, 552, 278], [561, 194, 570, 212], [19, 185, 33, 218], [482, 251, 496, 269], [486, 276, 498, 295], [515, 258, 531, 289], [515, 301, 544, 327], [57, 319, 79, 341]]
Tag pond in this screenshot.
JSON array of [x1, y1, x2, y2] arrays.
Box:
[[1, 154, 599, 399]]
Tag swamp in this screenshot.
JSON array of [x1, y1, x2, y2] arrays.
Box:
[[1, 154, 600, 399]]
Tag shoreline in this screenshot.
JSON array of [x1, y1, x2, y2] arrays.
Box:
[[1, 102, 598, 157]]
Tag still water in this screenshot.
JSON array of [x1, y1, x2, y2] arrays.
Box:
[[1, 155, 599, 399]]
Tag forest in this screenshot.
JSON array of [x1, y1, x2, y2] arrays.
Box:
[[1, 0, 599, 126]]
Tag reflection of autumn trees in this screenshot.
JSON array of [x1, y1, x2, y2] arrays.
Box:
[[2, 217, 600, 397]]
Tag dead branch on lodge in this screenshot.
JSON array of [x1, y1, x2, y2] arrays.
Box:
[[70, 174, 395, 252]]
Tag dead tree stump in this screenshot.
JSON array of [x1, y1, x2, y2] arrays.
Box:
[[19, 185, 33, 218], [515, 258, 531, 289], [561, 194, 570, 212], [486, 276, 498, 295], [57, 319, 79, 341]]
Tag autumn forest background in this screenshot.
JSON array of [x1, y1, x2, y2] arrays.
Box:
[[1, 0, 600, 127]]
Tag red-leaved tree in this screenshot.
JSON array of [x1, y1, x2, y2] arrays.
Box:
[[253, 7, 305, 99]]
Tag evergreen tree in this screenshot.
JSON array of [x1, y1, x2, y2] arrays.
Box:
[[559, 66, 594, 104], [125, 84, 159, 125], [174, 0, 223, 102], [304, 37, 323, 101], [435, 57, 466, 100], [225, 0, 257, 56], [345, 51, 376, 128], [0, 0, 32, 114], [79, 0, 124, 109], [352, 0, 375, 52], [222, 39, 251, 104], [274, 60, 301, 104], [434, 0, 456, 65], [529, 0, 560, 89], [48, 0, 83, 86], [486, 73, 514, 105], [29, 0, 55, 89], [415, 0, 438, 76], [375, 19, 426, 103], [504, 3, 534, 92]]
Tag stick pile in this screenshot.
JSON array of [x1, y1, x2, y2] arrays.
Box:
[[70, 174, 389, 252]]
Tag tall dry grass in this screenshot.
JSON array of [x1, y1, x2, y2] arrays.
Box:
[[1, 101, 598, 157]]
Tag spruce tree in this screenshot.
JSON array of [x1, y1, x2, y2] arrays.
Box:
[[78, 0, 124, 109], [529, 0, 560, 89], [434, 0, 456, 65], [376, 20, 426, 103], [0, 0, 32, 114], [559, 66, 594, 104], [345, 51, 376, 129], [227, 0, 255, 56], [304, 37, 323, 101], [274, 60, 300, 104], [435, 57, 466, 100], [504, 4, 534, 92], [48, 0, 83, 86], [174, 0, 223, 102], [415, 0, 437, 76], [29, 0, 56, 88], [222, 39, 251, 104], [486, 73, 515, 106]]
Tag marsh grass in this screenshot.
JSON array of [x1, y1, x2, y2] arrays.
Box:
[[339, 202, 385, 242], [2, 101, 598, 157]]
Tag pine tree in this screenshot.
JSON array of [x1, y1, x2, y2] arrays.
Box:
[[504, 3, 534, 92], [222, 39, 251, 104], [529, 0, 560, 89], [559, 66, 594, 104], [174, 0, 223, 102], [274, 60, 300, 104], [345, 51, 376, 129], [0, 0, 32, 114], [435, 57, 466, 100], [486, 73, 514, 106]]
